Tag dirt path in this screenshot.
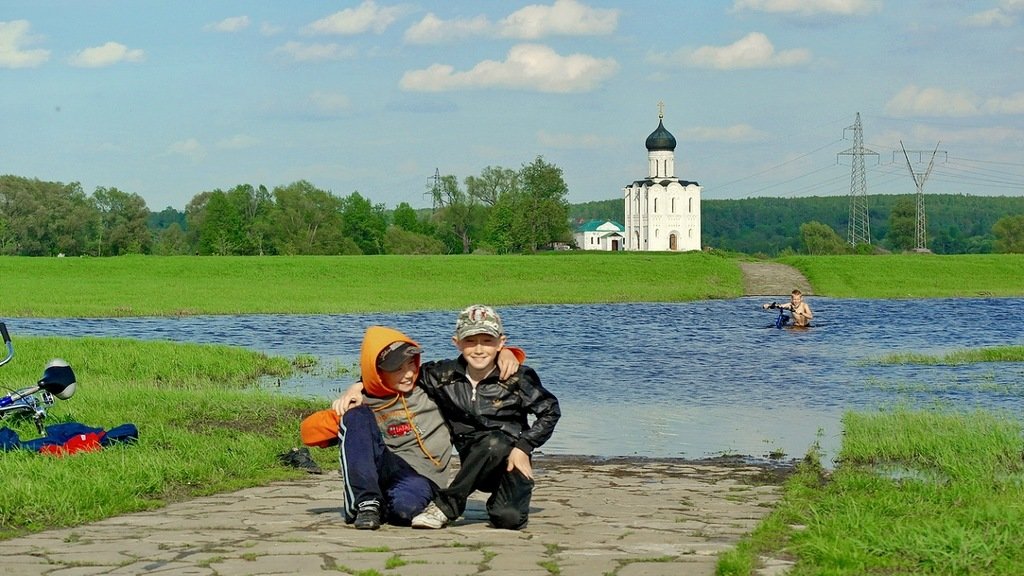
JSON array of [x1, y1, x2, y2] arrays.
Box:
[[738, 262, 813, 297]]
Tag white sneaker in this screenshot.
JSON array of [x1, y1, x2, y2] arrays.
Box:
[[411, 502, 449, 529]]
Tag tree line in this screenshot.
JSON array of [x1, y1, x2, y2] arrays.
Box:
[[4, 168, 1022, 257], [571, 194, 1024, 255], [0, 156, 572, 257]]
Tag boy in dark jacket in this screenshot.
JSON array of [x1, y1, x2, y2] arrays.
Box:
[[302, 326, 523, 530], [411, 304, 560, 530]]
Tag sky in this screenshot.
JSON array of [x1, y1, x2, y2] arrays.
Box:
[[2, 0, 1023, 212]]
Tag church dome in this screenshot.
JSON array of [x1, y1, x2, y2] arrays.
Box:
[[645, 119, 676, 151]]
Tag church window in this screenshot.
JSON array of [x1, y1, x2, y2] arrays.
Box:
[[653, 198, 657, 213], [688, 197, 693, 213]]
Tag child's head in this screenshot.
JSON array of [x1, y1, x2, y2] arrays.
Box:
[[359, 326, 421, 396], [376, 341, 421, 393], [790, 289, 803, 304], [453, 305, 507, 375]]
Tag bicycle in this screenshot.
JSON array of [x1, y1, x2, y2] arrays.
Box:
[[0, 322, 77, 434], [763, 302, 790, 329]]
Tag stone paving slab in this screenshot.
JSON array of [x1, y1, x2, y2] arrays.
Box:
[[0, 456, 795, 576]]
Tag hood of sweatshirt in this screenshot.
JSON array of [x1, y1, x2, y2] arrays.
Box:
[[360, 326, 421, 397]]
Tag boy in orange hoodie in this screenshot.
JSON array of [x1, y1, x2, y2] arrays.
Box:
[[301, 325, 521, 530]]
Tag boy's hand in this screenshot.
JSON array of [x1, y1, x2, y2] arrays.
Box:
[[496, 348, 521, 379], [332, 382, 365, 415], [507, 447, 533, 480]]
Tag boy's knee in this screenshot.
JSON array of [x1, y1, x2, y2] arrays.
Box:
[[489, 506, 527, 530]]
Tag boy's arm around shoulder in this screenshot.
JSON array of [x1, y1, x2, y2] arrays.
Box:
[[512, 365, 561, 454]]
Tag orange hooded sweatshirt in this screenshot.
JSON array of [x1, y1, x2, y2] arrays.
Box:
[[359, 326, 420, 397], [301, 326, 454, 485]]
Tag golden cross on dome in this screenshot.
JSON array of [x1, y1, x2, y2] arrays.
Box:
[[658, 100, 664, 119]]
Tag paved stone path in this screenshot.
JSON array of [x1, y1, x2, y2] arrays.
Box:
[[2, 457, 794, 576]]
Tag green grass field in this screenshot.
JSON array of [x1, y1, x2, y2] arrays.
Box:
[[0, 252, 742, 317], [2, 252, 1023, 318], [0, 336, 322, 538], [781, 253, 1024, 298]]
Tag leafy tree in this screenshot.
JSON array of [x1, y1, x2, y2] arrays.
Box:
[[225, 184, 273, 255], [197, 191, 246, 255], [152, 222, 190, 255], [465, 166, 519, 207], [269, 181, 352, 255], [148, 206, 186, 232], [184, 191, 215, 252], [340, 192, 388, 255], [516, 156, 571, 251], [383, 225, 446, 254], [0, 176, 97, 256], [430, 174, 484, 254], [886, 197, 917, 252], [92, 186, 151, 255], [992, 214, 1024, 253], [800, 221, 849, 255]]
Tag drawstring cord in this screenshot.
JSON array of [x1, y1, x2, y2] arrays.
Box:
[[371, 394, 442, 468]]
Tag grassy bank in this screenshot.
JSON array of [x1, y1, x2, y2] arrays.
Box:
[[719, 408, 1024, 575], [0, 252, 742, 317], [781, 254, 1024, 298], [0, 336, 326, 538]]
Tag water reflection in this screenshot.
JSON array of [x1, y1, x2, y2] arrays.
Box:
[[9, 297, 1024, 465]]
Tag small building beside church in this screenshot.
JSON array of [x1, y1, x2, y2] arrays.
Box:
[[623, 106, 702, 251], [574, 219, 625, 251]]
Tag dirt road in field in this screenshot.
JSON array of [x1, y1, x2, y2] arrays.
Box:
[[738, 262, 813, 297]]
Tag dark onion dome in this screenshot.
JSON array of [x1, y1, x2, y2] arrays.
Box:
[[645, 119, 676, 151]]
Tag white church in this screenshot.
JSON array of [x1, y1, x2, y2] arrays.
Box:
[[623, 105, 702, 251]]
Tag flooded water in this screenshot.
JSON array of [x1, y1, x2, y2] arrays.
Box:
[[9, 297, 1024, 466]]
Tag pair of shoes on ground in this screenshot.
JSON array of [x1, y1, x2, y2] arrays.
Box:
[[354, 500, 381, 530], [411, 502, 449, 529], [277, 447, 322, 474]]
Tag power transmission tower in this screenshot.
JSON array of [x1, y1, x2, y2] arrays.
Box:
[[899, 141, 945, 252], [426, 168, 441, 211], [837, 113, 878, 247]]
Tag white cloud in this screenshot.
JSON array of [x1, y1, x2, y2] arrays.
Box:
[[964, 0, 1024, 26], [167, 138, 205, 162], [304, 1, 404, 35], [0, 20, 50, 68], [669, 32, 811, 70], [404, 13, 490, 44], [261, 23, 284, 36], [309, 90, 351, 114], [732, 0, 881, 16], [885, 85, 981, 117], [68, 42, 144, 68], [962, 8, 1015, 27], [399, 43, 618, 93], [216, 135, 261, 150], [208, 16, 250, 33], [537, 130, 616, 149], [499, 0, 619, 39], [273, 41, 356, 62], [679, 124, 769, 142], [984, 92, 1024, 115]]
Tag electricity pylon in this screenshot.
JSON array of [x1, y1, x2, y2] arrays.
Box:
[[837, 113, 877, 247], [899, 141, 944, 252]]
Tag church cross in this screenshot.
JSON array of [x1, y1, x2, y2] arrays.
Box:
[[658, 100, 664, 119]]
